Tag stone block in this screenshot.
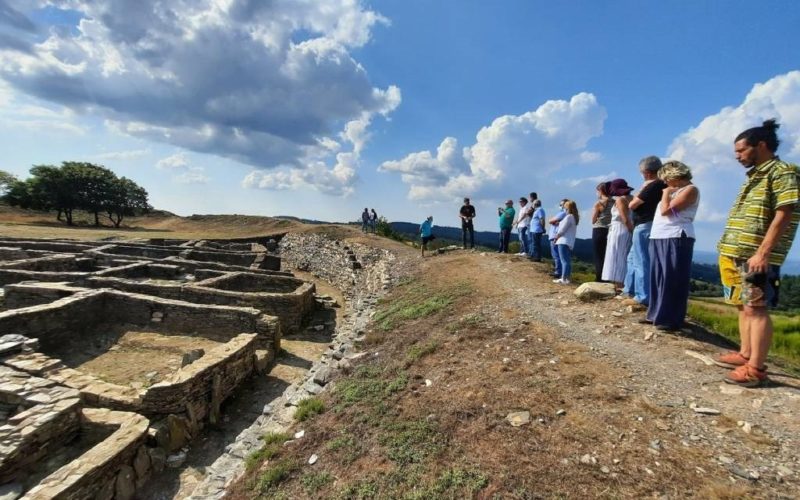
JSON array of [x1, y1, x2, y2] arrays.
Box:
[[115, 465, 136, 500], [573, 282, 616, 301]]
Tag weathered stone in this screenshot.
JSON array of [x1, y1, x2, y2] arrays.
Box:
[[94, 477, 115, 500], [148, 447, 167, 473], [167, 414, 192, 452], [133, 445, 151, 484], [166, 450, 187, 468], [181, 348, 205, 367], [573, 282, 616, 301], [115, 465, 136, 500], [313, 367, 333, 386], [506, 411, 530, 427], [0, 483, 23, 500]]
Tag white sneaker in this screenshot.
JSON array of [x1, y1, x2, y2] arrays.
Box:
[[516, 252, 526, 256], [562, 279, 571, 285], [552, 278, 563, 283]]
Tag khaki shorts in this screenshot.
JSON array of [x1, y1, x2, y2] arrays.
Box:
[[719, 255, 780, 308]]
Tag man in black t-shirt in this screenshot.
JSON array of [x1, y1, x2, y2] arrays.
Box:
[[459, 197, 476, 249], [621, 156, 666, 308]]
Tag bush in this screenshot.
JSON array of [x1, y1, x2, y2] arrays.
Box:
[[294, 397, 325, 421]]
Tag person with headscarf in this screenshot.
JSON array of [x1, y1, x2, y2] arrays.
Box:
[[601, 179, 634, 293]]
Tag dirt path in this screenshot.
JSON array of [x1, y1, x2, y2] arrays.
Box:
[[443, 251, 800, 489]]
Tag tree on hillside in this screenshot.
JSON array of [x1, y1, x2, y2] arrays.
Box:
[[1, 162, 150, 227], [105, 177, 151, 227], [0, 170, 16, 196], [62, 162, 117, 226]]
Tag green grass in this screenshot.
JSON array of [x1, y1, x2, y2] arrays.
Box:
[[378, 419, 445, 466], [257, 459, 298, 492], [301, 471, 333, 494], [333, 365, 408, 411], [244, 431, 292, 471], [688, 300, 800, 363], [372, 280, 470, 331], [326, 433, 363, 464], [294, 397, 325, 422], [405, 340, 439, 366]]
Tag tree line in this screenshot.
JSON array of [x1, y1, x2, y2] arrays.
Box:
[[0, 162, 150, 227]]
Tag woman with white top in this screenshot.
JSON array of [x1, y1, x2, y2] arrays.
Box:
[[645, 161, 699, 331], [552, 200, 580, 284], [601, 179, 635, 292], [514, 197, 532, 256]]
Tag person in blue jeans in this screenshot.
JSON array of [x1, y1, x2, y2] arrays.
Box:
[[553, 200, 580, 284], [547, 199, 567, 276], [529, 199, 546, 261], [622, 156, 665, 307], [497, 200, 515, 253]]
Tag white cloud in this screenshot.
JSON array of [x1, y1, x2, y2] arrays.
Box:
[[667, 70, 800, 234], [379, 92, 607, 202], [156, 152, 189, 170], [0, 0, 400, 195], [155, 151, 209, 184], [174, 167, 209, 185], [91, 148, 150, 161]]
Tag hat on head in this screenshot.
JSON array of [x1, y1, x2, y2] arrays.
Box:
[[608, 178, 633, 196], [505, 199, 514, 205]]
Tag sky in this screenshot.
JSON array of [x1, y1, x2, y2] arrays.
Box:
[[1, 1, 800, 257]]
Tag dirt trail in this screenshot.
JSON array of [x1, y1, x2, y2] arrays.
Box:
[[439, 250, 800, 489]]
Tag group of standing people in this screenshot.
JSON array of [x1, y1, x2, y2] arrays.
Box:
[[361, 208, 379, 233], [592, 156, 700, 334]]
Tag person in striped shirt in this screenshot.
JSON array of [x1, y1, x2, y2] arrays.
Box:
[[713, 119, 800, 387]]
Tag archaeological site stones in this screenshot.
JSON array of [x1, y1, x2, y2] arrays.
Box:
[[0, 233, 396, 498]]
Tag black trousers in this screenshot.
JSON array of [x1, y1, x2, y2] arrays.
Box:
[[592, 227, 609, 282], [462, 222, 475, 248], [498, 228, 511, 253]]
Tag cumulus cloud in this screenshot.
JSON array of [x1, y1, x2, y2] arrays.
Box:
[[379, 92, 607, 202], [155, 151, 209, 184], [0, 0, 400, 195], [667, 70, 800, 224]]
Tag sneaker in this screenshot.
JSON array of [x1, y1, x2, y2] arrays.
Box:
[[724, 364, 768, 388], [552, 278, 563, 284], [713, 351, 749, 369], [561, 279, 571, 285]]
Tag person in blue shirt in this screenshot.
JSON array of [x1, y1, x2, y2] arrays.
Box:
[[529, 199, 546, 262], [419, 216, 435, 257]]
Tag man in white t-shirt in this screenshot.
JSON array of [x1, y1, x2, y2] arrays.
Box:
[[514, 197, 532, 256]]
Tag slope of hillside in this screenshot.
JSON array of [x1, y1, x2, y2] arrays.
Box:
[[230, 250, 800, 498]]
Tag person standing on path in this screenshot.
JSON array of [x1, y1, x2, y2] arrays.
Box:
[[514, 197, 532, 256], [645, 162, 699, 331], [553, 200, 580, 284], [622, 156, 665, 309], [529, 199, 546, 262], [591, 181, 613, 281], [459, 197, 476, 249], [369, 209, 378, 233], [601, 180, 634, 293], [361, 208, 370, 233], [548, 200, 568, 276], [419, 216, 435, 257], [713, 120, 800, 387], [497, 200, 515, 253]]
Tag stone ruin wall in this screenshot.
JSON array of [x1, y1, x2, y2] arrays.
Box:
[[0, 232, 400, 499]]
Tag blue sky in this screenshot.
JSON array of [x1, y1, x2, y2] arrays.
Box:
[[1, 0, 799, 257]]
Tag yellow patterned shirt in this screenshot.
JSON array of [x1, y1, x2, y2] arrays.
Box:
[[718, 158, 800, 265]]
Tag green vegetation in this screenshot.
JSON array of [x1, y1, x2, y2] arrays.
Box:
[[257, 459, 298, 492], [372, 281, 470, 331], [333, 365, 408, 410], [326, 432, 363, 464], [375, 216, 408, 242], [2, 162, 149, 227], [405, 340, 439, 365], [688, 299, 800, 363], [294, 397, 325, 422], [300, 471, 333, 494], [379, 419, 445, 465], [244, 431, 292, 471], [338, 478, 379, 499]]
